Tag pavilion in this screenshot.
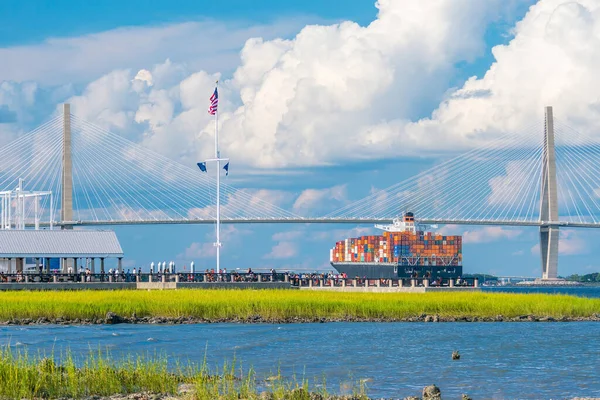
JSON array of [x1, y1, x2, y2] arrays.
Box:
[[0, 230, 124, 274]]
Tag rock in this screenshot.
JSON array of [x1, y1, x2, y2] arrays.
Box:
[[424, 315, 433, 322], [259, 392, 276, 400], [432, 315, 439, 323], [462, 394, 473, 400], [403, 397, 421, 400], [105, 312, 124, 324], [177, 383, 195, 395], [422, 384, 441, 400], [452, 350, 461, 360]]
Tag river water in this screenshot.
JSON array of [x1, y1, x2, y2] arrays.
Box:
[[2, 321, 599, 399], [1, 287, 599, 399]]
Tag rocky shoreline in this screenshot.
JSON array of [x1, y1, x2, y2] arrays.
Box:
[[1, 312, 599, 326], [64, 384, 458, 400], [64, 384, 600, 400]]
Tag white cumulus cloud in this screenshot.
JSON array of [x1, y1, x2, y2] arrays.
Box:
[[38, 0, 511, 170], [292, 185, 348, 215], [264, 241, 298, 259], [462, 226, 523, 244], [401, 0, 600, 153], [440, 225, 524, 244], [133, 69, 154, 87], [8, 0, 600, 175]]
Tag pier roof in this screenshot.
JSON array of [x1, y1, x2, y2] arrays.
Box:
[[0, 230, 123, 258]]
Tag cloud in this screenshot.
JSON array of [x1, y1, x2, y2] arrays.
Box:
[[0, 105, 16, 123], [186, 188, 295, 220], [311, 226, 375, 242], [0, 81, 66, 146], [462, 226, 523, 244], [178, 225, 252, 260], [400, 0, 600, 153], [14, 0, 512, 170], [134, 69, 154, 87], [530, 229, 588, 256], [264, 241, 298, 259], [487, 160, 538, 207], [0, 19, 310, 85], [182, 241, 217, 259], [263, 229, 304, 260], [209, 0, 512, 167], [292, 185, 348, 215], [9, 0, 600, 174]]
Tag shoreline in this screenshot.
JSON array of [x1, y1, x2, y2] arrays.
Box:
[[0, 290, 598, 325], [2, 312, 600, 325]]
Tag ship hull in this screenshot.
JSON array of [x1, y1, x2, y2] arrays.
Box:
[[331, 262, 462, 279]]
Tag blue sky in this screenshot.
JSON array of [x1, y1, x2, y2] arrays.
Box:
[[0, 0, 377, 46], [2, 0, 600, 277]]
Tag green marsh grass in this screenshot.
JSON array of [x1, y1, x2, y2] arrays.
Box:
[[0, 347, 358, 399], [0, 290, 597, 321]]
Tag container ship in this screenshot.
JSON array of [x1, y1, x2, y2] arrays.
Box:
[[330, 212, 462, 279]]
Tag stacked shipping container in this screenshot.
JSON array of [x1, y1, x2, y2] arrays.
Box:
[[329, 231, 462, 267]]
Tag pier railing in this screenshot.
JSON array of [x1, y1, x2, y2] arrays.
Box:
[[0, 272, 478, 288], [289, 276, 478, 288], [0, 272, 291, 284]]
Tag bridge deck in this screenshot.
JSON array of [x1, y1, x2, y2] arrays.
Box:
[[29, 219, 600, 228]]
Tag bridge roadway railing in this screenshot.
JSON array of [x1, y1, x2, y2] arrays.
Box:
[[0, 272, 478, 288], [26, 218, 600, 229]]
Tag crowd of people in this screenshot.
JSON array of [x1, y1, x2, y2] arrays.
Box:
[[0, 266, 471, 287], [180, 268, 281, 283]]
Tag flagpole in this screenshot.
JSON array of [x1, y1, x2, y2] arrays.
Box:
[[214, 80, 221, 274]]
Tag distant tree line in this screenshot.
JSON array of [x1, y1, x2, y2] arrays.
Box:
[[564, 273, 600, 282], [463, 273, 498, 281]]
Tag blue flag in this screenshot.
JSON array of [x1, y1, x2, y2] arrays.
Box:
[[197, 162, 207, 172], [223, 162, 229, 176]]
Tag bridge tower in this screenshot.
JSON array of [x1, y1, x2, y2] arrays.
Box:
[[61, 103, 74, 273], [539, 106, 559, 280], [61, 103, 73, 228]]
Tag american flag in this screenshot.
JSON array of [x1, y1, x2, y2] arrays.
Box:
[[208, 87, 218, 115]]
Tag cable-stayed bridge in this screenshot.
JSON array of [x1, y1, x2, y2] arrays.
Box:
[[2, 104, 600, 279]]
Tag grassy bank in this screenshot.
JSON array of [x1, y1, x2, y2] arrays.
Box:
[[0, 348, 362, 399], [0, 290, 598, 322]]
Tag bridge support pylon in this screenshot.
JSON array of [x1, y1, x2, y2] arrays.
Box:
[[539, 106, 559, 280], [61, 104, 74, 273], [61, 103, 73, 228]]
